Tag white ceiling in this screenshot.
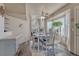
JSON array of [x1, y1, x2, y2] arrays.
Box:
[[4, 3, 26, 20], [4, 3, 67, 19], [4, 3, 26, 14], [28, 3, 67, 16]]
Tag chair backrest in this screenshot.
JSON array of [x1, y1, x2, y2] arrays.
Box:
[[47, 29, 56, 45], [15, 42, 32, 56]]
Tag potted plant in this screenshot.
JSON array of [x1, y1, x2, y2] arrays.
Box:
[[52, 21, 62, 29], [76, 23, 79, 29], [51, 20, 62, 55]]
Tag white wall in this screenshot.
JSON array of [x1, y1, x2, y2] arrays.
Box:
[[0, 3, 5, 32], [0, 39, 16, 56], [74, 6, 79, 55], [0, 16, 4, 32], [5, 15, 30, 50]]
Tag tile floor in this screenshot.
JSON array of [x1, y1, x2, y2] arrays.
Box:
[[31, 43, 75, 56]]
